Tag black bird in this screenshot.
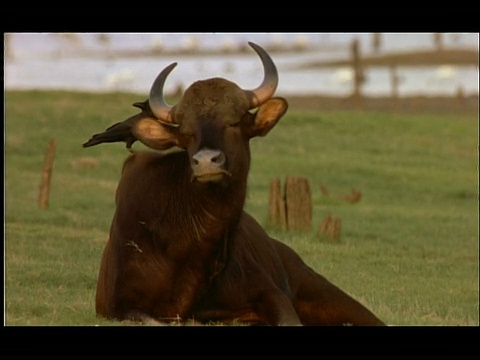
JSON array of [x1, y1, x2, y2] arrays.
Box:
[[83, 100, 150, 150]]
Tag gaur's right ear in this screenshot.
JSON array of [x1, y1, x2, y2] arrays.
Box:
[[132, 117, 183, 150], [248, 97, 288, 138]]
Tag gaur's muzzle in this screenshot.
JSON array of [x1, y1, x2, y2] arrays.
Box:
[[191, 148, 231, 183]]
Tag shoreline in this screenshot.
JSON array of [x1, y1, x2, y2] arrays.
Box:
[[294, 49, 479, 69]]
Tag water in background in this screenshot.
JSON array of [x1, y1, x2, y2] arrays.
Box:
[[5, 33, 479, 97]]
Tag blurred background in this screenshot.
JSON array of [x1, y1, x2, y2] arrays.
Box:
[[4, 32, 479, 111]]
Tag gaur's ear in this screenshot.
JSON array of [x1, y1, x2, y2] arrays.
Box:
[[132, 118, 183, 150], [248, 97, 288, 138]]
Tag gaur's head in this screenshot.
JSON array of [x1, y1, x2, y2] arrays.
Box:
[[134, 42, 288, 185]]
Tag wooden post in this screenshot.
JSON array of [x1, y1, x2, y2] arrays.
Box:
[[351, 39, 365, 111], [389, 64, 400, 112], [372, 32, 382, 53], [285, 176, 312, 232], [269, 176, 312, 232], [318, 213, 332, 234], [433, 33, 443, 52], [329, 218, 342, 243], [456, 85, 465, 111], [269, 177, 287, 230], [318, 213, 341, 243], [5, 33, 14, 61], [38, 139, 56, 209]]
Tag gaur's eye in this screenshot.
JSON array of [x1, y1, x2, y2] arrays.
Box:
[[182, 131, 195, 138], [180, 126, 196, 138], [227, 121, 241, 128]]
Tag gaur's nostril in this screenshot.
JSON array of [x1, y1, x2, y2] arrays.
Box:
[[212, 152, 225, 165]]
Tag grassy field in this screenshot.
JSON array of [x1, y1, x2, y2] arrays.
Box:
[[5, 90, 479, 326]]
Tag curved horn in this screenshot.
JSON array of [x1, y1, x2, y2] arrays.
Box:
[[247, 42, 279, 108], [149, 62, 179, 127]]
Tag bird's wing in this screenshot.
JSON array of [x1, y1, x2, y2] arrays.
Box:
[[83, 114, 140, 148]]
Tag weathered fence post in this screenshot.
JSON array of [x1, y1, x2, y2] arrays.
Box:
[[268, 177, 287, 230], [318, 213, 332, 234], [285, 176, 312, 232], [318, 213, 341, 243], [269, 176, 312, 232], [456, 85, 465, 111], [5, 33, 14, 61], [389, 64, 400, 112], [371, 32, 382, 53], [38, 139, 56, 209], [351, 38, 365, 111], [433, 33, 443, 52]]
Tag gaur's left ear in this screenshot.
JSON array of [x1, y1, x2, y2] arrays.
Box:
[[248, 97, 288, 138], [132, 117, 183, 150]]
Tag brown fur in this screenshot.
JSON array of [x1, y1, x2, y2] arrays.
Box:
[[94, 78, 385, 326]]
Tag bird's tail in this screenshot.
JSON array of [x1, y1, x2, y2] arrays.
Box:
[[82, 101, 150, 149]]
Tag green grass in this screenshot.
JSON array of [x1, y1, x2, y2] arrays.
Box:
[[5, 90, 479, 326]]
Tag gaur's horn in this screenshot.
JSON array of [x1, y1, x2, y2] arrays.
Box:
[[149, 62, 179, 127], [246, 42, 279, 108]]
